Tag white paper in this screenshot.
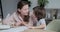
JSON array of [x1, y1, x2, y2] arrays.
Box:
[[0, 26, 28, 32]]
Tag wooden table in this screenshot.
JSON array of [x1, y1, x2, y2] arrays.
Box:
[[23, 29, 56, 32]]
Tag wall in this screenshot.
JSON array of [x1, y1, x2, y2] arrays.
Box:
[[45, 0, 60, 9], [1, 0, 60, 18], [29, 0, 60, 19], [29, 0, 60, 9], [57, 10, 60, 19], [28, 0, 38, 11], [1, 0, 20, 18]]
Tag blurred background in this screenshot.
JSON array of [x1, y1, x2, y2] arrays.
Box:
[[0, 0, 60, 25], [0, 0, 60, 32]]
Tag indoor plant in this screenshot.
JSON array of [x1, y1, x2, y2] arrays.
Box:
[[38, 0, 49, 8]]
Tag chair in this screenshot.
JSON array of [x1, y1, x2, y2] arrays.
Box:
[[46, 19, 60, 32]]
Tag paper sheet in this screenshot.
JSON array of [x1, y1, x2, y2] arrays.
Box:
[[0, 26, 28, 32]]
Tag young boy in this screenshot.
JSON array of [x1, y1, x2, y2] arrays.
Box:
[[29, 6, 46, 30]]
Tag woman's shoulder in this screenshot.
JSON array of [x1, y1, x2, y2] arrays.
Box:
[[10, 12, 18, 18], [4, 12, 17, 20]]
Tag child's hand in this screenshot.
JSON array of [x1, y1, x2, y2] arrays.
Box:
[[27, 26, 35, 29]]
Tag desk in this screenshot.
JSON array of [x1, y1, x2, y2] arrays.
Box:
[[0, 26, 56, 32], [23, 29, 56, 32], [0, 26, 28, 32]]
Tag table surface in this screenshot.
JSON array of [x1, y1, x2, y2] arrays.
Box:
[[0, 26, 56, 32], [0, 26, 29, 32], [23, 29, 56, 32]]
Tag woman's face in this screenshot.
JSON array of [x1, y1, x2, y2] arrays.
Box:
[[18, 5, 29, 15]]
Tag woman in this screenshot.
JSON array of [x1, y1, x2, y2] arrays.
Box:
[[3, 1, 30, 27], [29, 6, 46, 30]]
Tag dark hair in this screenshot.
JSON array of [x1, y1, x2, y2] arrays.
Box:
[[23, 15, 29, 22], [21, 0, 31, 6], [33, 6, 46, 21], [17, 1, 30, 9], [17, 1, 30, 22]]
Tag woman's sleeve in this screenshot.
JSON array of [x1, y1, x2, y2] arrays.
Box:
[[3, 13, 15, 25], [3, 15, 14, 25]]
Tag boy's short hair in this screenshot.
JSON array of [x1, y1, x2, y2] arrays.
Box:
[[33, 6, 46, 20]]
